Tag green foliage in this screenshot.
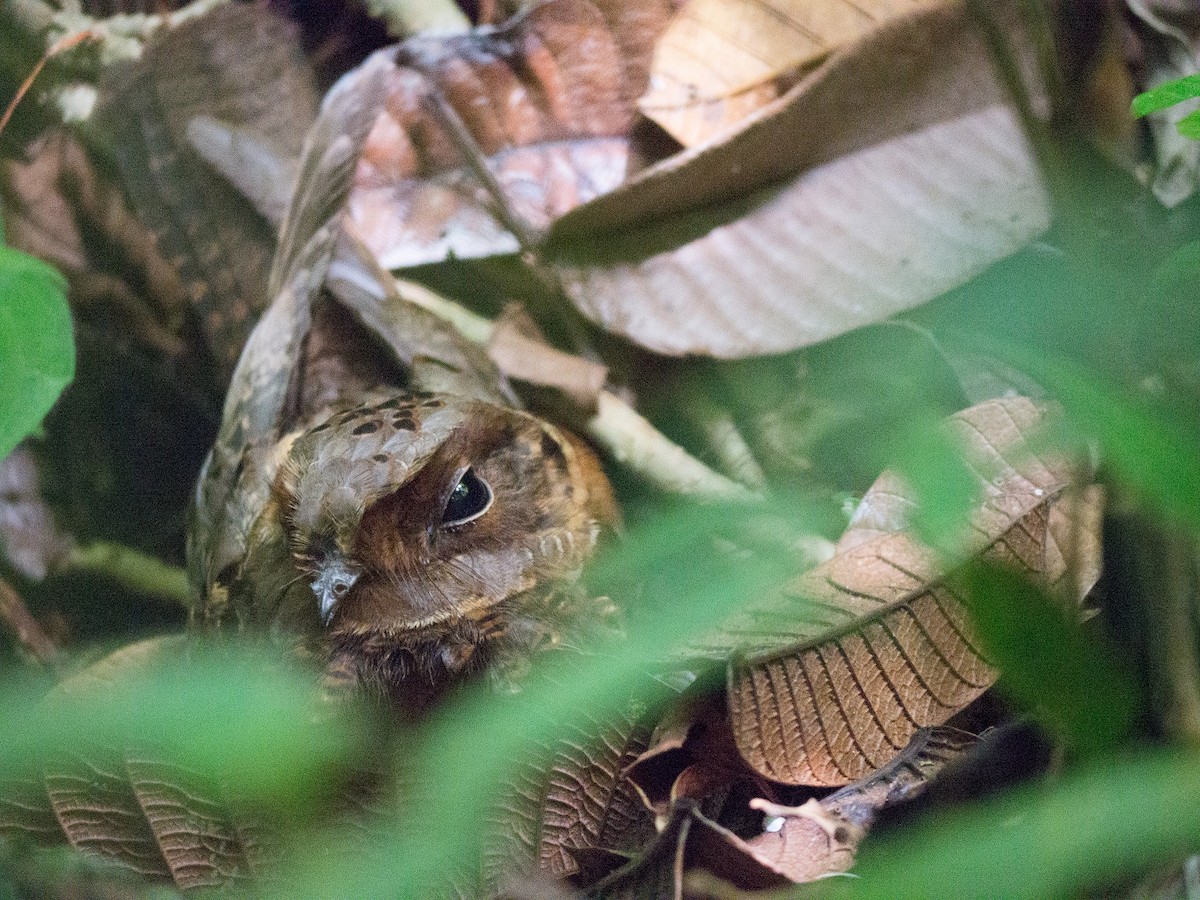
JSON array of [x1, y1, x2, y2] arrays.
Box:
[[805, 749, 1200, 900], [0, 640, 362, 807], [0, 243, 74, 462], [1133, 73, 1200, 140], [1132, 73, 1200, 118], [957, 564, 1135, 755]]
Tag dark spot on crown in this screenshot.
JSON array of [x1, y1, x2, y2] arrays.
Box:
[[393, 415, 416, 430], [539, 431, 565, 463], [372, 453, 389, 464], [352, 421, 380, 436]]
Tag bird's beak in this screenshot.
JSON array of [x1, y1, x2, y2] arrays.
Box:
[[311, 556, 361, 625]]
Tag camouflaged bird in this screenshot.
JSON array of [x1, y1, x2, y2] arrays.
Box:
[[187, 52, 617, 708]]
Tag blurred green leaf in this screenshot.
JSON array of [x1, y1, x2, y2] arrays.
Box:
[[804, 749, 1200, 900], [1038, 365, 1200, 532], [0, 639, 359, 806], [965, 341, 1200, 532], [1132, 73, 1200, 118], [957, 564, 1135, 755], [890, 417, 980, 557], [0, 245, 74, 461], [1152, 239, 1200, 291], [1179, 109, 1200, 141]]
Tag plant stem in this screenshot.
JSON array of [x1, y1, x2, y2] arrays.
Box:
[[66, 542, 191, 609]]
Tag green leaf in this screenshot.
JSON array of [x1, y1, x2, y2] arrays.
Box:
[[970, 342, 1200, 532], [0, 246, 74, 461], [807, 750, 1200, 900], [1152, 239, 1200, 290], [0, 639, 360, 807], [1178, 108, 1200, 140], [890, 416, 980, 557], [957, 565, 1135, 755], [1132, 73, 1200, 118]]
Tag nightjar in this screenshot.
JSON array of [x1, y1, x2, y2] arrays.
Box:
[[187, 53, 617, 708]]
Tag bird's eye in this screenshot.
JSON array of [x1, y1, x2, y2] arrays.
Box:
[[441, 469, 493, 527]]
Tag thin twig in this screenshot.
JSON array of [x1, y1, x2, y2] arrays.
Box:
[[0, 30, 95, 141], [396, 278, 756, 501], [0, 576, 59, 666], [367, 0, 470, 36], [680, 384, 766, 490], [417, 86, 544, 253]]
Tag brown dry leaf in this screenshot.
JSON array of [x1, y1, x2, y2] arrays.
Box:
[[727, 726, 975, 886], [347, 0, 674, 269], [684, 397, 1096, 786], [626, 693, 764, 828], [546, 2, 1050, 357], [0, 639, 255, 888], [123, 755, 258, 891], [639, 0, 941, 147], [727, 728, 974, 885], [613, 725, 972, 894], [42, 749, 173, 880], [0, 775, 61, 843], [485, 705, 655, 886]]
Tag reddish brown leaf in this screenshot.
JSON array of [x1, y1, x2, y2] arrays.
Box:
[[734, 726, 974, 883], [684, 398, 1094, 785], [346, 0, 674, 269], [124, 755, 255, 891], [626, 693, 763, 828], [485, 705, 654, 885], [43, 750, 173, 880]]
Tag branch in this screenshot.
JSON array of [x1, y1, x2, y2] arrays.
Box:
[[0, 576, 59, 666], [397, 279, 757, 501]]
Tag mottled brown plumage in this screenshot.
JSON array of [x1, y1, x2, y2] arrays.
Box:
[[187, 50, 618, 708]]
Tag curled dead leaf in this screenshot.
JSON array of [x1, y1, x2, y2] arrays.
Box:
[[347, 0, 674, 269], [639, 0, 942, 147], [547, 2, 1049, 357]]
